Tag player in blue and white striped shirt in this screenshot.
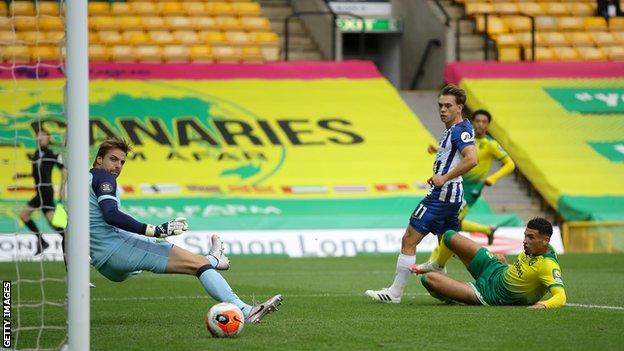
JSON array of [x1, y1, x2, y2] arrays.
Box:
[[366, 85, 478, 303]]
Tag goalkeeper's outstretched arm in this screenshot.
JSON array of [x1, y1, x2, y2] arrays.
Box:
[[98, 199, 188, 238]]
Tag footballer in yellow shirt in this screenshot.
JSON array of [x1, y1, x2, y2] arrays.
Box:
[[412, 217, 566, 308]]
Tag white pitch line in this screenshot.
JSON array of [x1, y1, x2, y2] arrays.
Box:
[[566, 303, 624, 310]]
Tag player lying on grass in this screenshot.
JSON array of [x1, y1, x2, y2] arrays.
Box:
[[411, 217, 566, 308], [89, 137, 281, 323]]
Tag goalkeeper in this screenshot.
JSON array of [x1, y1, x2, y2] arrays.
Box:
[[89, 137, 281, 323], [412, 217, 566, 308]]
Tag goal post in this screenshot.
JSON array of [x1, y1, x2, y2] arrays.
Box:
[[65, 0, 90, 350]]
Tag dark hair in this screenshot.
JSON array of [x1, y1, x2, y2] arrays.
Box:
[[527, 217, 553, 237], [472, 109, 492, 123], [92, 137, 131, 167], [439, 84, 466, 106]]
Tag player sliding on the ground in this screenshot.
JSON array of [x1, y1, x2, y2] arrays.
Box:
[[89, 137, 282, 322], [413, 217, 566, 308]]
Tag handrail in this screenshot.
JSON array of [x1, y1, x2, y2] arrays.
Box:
[[410, 39, 441, 89], [431, 0, 451, 27], [456, 12, 535, 62]]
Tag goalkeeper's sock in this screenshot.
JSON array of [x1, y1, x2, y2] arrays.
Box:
[[196, 265, 252, 316], [461, 220, 491, 234], [388, 253, 415, 297]]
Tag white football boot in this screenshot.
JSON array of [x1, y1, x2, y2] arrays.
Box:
[[246, 294, 283, 324], [409, 261, 447, 275], [364, 288, 401, 304], [208, 234, 230, 270]]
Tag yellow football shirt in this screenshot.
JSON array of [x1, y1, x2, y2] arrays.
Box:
[[463, 136, 508, 183]]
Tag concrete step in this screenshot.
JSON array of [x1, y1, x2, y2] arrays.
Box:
[[459, 34, 485, 50], [262, 5, 294, 20], [271, 19, 306, 35], [458, 48, 496, 61], [287, 50, 323, 60], [459, 19, 475, 34]]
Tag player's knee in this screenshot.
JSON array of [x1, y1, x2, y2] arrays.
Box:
[[422, 272, 443, 288], [442, 230, 457, 248]]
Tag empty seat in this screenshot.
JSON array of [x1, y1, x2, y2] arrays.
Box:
[[0, 2, 6, 16], [476, 16, 508, 35], [17, 31, 45, 44], [540, 2, 569, 16], [502, 15, 532, 33], [164, 16, 193, 30], [172, 30, 200, 44], [494, 33, 519, 46], [591, 31, 617, 46], [584, 17, 608, 31], [2, 45, 31, 62], [225, 31, 251, 45], [603, 46, 624, 60], [464, 3, 494, 16], [111, 3, 133, 15], [37, 2, 61, 16], [249, 31, 280, 46], [198, 31, 227, 45], [241, 46, 264, 62], [212, 46, 240, 62], [14, 17, 37, 31], [32, 45, 61, 61], [554, 47, 579, 61], [535, 16, 557, 31], [10, 1, 35, 16], [97, 31, 123, 45], [497, 46, 521, 61], [182, 2, 207, 16], [557, 17, 584, 32], [39, 17, 64, 31], [157, 2, 185, 15], [118, 16, 143, 31], [232, 2, 261, 17], [215, 17, 242, 31], [191, 17, 217, 30], [493, 3, 518, 14], [541, 32, 568, 47], [0, 30, 17, 44], [565, 31, 595, 47], [163, 45, 190, 62], [149, 30, 176, 45], [518, 3, 544, 17], [47, 32, 65, 45], [190, 45, 213, 62], [122, 31, 150, 45], [131, 2, 158, 16], [142, 16, 167, 31], [135, 45, 163, 62], [91, 16, 118, 31], [110, 45, 135, 62], [612, 31, 624, 44], [88, 2, 110, 16], [89, 45, 110, 62], [565, 2, 594, 16], [609, 17, 624, 31], [0, 17, 12, 31], [206, 3, 235, 17], [241, 17, 271, 31], [576, 46, 606, 60]]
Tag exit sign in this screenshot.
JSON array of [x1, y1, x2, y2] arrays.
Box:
[[336, 18, 402, 33]]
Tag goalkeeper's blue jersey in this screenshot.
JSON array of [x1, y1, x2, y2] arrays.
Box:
[[89, 168, 127, 268]]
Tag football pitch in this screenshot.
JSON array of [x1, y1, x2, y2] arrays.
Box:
[[4, 253, 624, 350]]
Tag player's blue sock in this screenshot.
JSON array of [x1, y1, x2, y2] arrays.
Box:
[[196, 264, 252, 316]]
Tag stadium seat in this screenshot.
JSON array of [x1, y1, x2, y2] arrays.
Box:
[[37, 2, 61, 16], [173, 30, 200, 45], [135, 45, 163, 63], [241, 17, 271, 32], [476, 16, 508, 35], [2, 45, 30, 62], [198, 31, 227, 45], [557, 17, 585, 32], [110, 45, 135, 62], [464, 3, 494, 16], [0, 2, 6, 16], [0, 30, 16, 45], [590, 31, 617, 46], [497, 46, 521, 61], [164, 16, 194, 31], [215, 17, 243, 31], [541, 32, 568, 47], [211, 45, 240, 63], [31, 45, 61, 61], [141, 16, 167, 31], [241, 46, 264, 62], [206, 3, 235, 17], [149, 31, 176, 45], [225, 31, 252, 46], [89, 45, 110, 62], [14, 17, 37, 31], [122, 31, 150, 45], [162, 45, 191, 62], [492, 3, 518, 15], [494, 33, 518, 47], [190, 45, 214, 63], [131, 2, 158, 16], [191, 17, 218, 31], [518, 3, 544, 17], [523, 46, 556, 61], [554, 47, 579, 61], [584, 17, 608, 31], [111, 3, 133, 16], [249, 31, 280, 47], [97, 31, 123, 45], [565, 31, 595, 47], [535, 16, 557, 31], [612, 31, 624, 44], [182, 2, 207, 16], [10, 1, 35, 16], [157, 2, 185, 16], [603, 45, 624, 60], [232, 2, 262, 17], [91, 16, 118, 31], [16, 31, 45, 44], [88, 2, 110, 16], [564, 2, 594, 16], [39, 17, 64, 31], [576, 46, 606, 60], [609, 17, 624, 31], [118, 16, 143, 31], [47, 32, 65, 45], [0, 17, 10, 31], [540, 2, 569, 16]]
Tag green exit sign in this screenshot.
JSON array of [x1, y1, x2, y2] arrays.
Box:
[[336, 18, 402, 33]]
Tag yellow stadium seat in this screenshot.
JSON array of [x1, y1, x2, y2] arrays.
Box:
[[131, 2, 158, 16], [225, 31, 251, 46], [249, 31, 280, 46], [37, 2, 60, 16], [212, 46, 240, 63], [494, 33, 518, 47], [524, 46, 556, 61], [2, 45, 30, 63], [89, 45, 110, 62], [182, 2, 207, 16], [135, 45, 163, 63], [492, 3, 518, 15], [163, 45, 190, 62], [165, 16, 194, 30], [190, 45, 213, 63], [17, 31, 45, 44], [39, 17, 64, 31], [464, 3, 494, 16], [609, 17, 624, 31], [191, 17, 218, 30], [584, 17, 608, 31], [518, 3, 544, 17], [198, 31, 227, 45], [502, 16, 531, 32], [540, 2, 569, 16], [88, 2, 110, 16], [591, 31, 617, 46], [172, 30, 200, 44], [241, 17, 271, 32], [215, 17, 242, 31], [577, 47, 607, 60], [32, 45, 61, 61], [557, 17, 584, 32], [541, 32, 569, 47], [119, 16, 143, 31], [10, 1, 35, 16], [512, 32, 537, 47], [158, 2, 185, 16], [232, 2, 262, 17], [149, 31, 176, 45], [241, 46, 264, 62], [612, 31, 624, 44], [0, 30, 17, 44], [497, 46, 521, 61], [535, 16, 557, 31], [47, 32, 65, 45], [97, 31, 123, 45], [565, 3, 594, 16], [111, 3, 133, 16], [122, 31, 150, 45], [14, 17, 37, 31], [0, 2, 6, 16], [0, 17, 11, 31], [206, 3, 235, 17], [603, 46, 624, 60], [141, 16, 167, 31], [565, 31, 595, 47], [476, 16, 508, 35], [110, 45, 135, 62], [554, 47, 579, 61], [92, 16, 118, 31]]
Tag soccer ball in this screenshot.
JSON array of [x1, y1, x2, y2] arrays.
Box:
[[205, 302, 245, 338]]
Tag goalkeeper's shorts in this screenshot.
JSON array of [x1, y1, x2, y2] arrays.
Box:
[[97, 232, 173, 282]]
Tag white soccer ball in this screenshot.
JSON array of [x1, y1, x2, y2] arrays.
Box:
[[205, 302, 245, 338]]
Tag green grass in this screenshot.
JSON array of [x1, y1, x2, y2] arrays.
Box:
[[3, 254, 624, 350]]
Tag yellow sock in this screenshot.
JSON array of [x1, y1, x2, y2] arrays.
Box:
[[428, 245, 440, 263], [435, 237, 454, 267], [461, 220, 491, 234]]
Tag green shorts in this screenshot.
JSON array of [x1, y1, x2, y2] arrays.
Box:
[[467, 248, 512, 305], [462, 181, 485, 208]]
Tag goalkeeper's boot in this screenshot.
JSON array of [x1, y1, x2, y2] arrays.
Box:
[[487, 225, 498, 246], [364, 288, 401, 304], [409, 261, 447, 275], [34, 235, 50, 256], [246, 294, 283, 324], [208, 234, 230, 271]]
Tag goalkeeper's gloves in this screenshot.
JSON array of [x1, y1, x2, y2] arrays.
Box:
[[145, 217, 188, 238]]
